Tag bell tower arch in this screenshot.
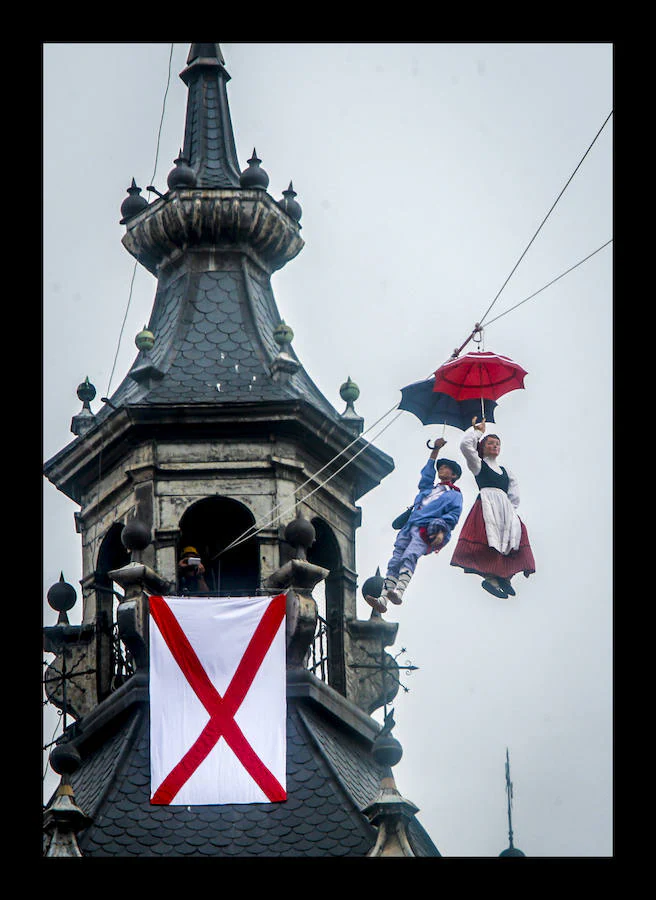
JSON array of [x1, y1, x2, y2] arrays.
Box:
[[177, 496, 258, 595]]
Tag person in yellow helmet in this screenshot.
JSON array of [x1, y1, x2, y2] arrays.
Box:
[[178, 545, 209, 593]]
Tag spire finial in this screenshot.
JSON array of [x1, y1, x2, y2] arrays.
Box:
[[179, 43, 240, 187], [339, 376, 364, 433], [278, 182, 302, 224], [505, 747, 514, 846], [187, 43, 225, 66], [71, 377, 97, 436], [240, 147, 270, 190], [120, 178, 148, 224], [499, 747, 526, 857]]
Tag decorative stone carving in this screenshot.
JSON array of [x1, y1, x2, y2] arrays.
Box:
[[263, 558, 328, 669], [109, 563, 172, 670]]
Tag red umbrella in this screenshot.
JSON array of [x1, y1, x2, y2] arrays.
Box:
[[433, 350, 528, 402]]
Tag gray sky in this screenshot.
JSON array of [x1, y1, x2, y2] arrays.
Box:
[[43, 42, 613, 857]]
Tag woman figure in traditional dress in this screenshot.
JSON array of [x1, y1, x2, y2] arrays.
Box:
[[450, 418, 535, 598]]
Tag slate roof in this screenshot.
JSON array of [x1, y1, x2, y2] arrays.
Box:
[[100, 261, 341, 421], [179, 42, 241, 189], [78, 41, 346, 434], [62, 675, 440, 858]]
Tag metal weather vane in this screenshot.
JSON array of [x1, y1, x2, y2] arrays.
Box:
[[505, 747, 516, 848], [351, 642, 419, 719]]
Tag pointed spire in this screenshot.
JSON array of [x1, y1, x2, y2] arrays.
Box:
[[187, 43, 225, 66], [499, 747, 526, 857], [363, 713, 420, 857], [43, 742, 92, 857], [179, 42, 240, 188]]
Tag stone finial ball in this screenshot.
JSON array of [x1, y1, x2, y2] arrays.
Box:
[[167, 153, 197, 190], [77, 377, 96, 404], [120, 179, 148, 221], [372, 733, 403, 768], [340, 376, 360, 403], [361, 568, 384, 600], [121, 519, 151, 551], [47, 574, 77, 612], [284, 512, 315, 550], [240, 149, 270, 190], [135, 326, 155, 352], [278, 182, 302, 223], [49, 742, 82, 776], [273, 321, 294, 346]]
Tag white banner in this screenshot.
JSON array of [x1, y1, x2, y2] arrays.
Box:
[[149, 593, 287, 806]]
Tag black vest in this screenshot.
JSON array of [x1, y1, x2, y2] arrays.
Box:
[[475, 460, 509, 494]]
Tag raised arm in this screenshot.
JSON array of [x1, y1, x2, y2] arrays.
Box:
[[417, 436, 446, 490], [460, 425, 482, 476], [417, 457, 438, 491]]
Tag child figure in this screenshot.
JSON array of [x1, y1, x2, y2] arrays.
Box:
[[366, 438, 463, 614]]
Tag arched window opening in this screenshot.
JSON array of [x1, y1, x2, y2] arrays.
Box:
[[307, 518, 345, 694], [178, 496, 259, 595], [95, 523, 132, 696]]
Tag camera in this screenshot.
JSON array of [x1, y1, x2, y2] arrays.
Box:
[[185, 557, 201, 568]]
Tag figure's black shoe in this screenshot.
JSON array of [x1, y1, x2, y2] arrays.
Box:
[[482, 579, 508, 599], [498, 578, 516, 596]]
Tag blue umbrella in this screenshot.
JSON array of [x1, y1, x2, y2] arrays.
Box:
[[399, 378, 497, 430]]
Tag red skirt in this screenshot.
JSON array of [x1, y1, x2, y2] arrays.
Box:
[[450, 496, 536, 579]]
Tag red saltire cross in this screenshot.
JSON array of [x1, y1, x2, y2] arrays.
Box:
[[149, 593, 287, 805]]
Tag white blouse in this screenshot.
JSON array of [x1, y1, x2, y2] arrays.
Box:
[[459, 426, 521, 554], [459, 427, 520, 508]]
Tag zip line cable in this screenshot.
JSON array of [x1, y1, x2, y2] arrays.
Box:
[[477, 109, 613, 330], [104, 43, 174, 400], [94, 43, 175, 552], [215, 234, 612, 559], [78, 42, 177, 665], [483, 238, 612, 328], [216, 409, 406, 559], [105, 260, 138, 398], [213, 401, 403, 559], [148, 43, 174, 192], [442, 109, 614, 363]]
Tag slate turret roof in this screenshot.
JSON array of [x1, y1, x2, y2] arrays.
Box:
[[62, 671, 440, 858], [103, 262, 341, 419], [107, 41, 339, 421]]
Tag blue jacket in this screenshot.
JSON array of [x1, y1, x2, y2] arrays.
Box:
[[405, 458, 463, 546]]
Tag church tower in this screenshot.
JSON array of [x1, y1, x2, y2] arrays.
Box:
[[43, 43, 440, 857]]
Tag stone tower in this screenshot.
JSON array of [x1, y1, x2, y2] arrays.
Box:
[[43, 43, 440, 857]]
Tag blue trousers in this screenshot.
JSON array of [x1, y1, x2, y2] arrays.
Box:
[[385, 525, 429, 579]]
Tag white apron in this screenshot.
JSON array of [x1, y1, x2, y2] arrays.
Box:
[[479, 487, 521, 555]]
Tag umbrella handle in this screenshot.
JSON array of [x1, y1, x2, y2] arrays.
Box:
[[426, 439, 445, 450]]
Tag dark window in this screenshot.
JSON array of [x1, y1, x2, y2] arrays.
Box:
[[178, 496, 259, 595], [95, 523, 132, 696], [307, 518, 346, 695]]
